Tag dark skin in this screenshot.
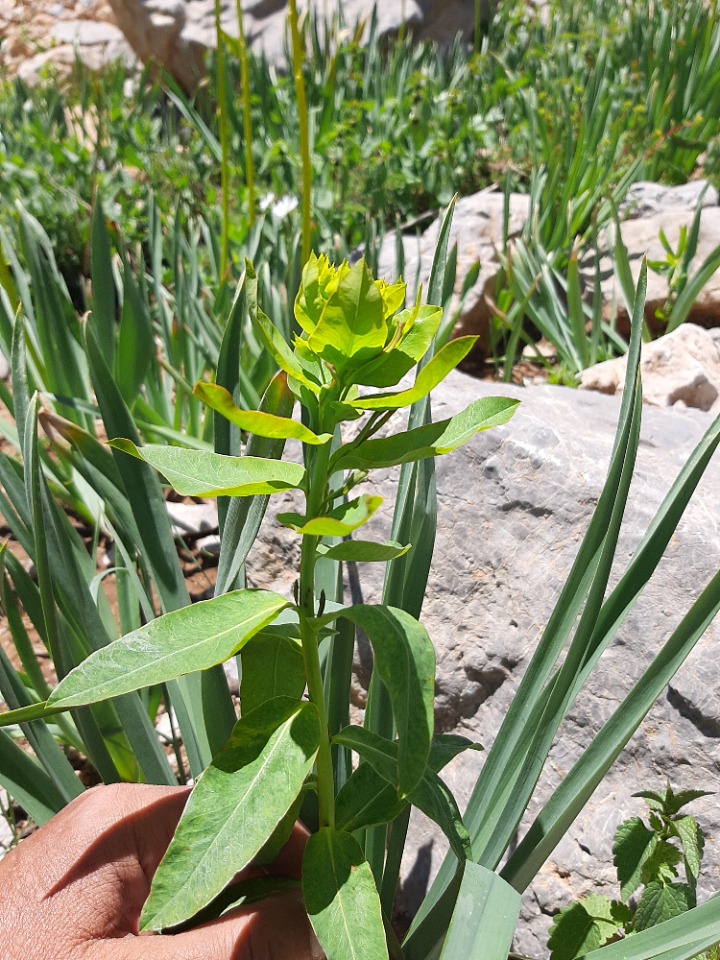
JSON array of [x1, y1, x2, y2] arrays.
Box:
[[0, 783, 322, 960]]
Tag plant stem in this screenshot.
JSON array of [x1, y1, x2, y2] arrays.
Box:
[[298, 439, 335, 829]]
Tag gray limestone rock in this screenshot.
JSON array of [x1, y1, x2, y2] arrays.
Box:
[[588, 182, 720, 331], [249, 371, 720, 956], [377, 189, 531, 347], [579, 323, 720, 414], [106, 0, 488, 91]]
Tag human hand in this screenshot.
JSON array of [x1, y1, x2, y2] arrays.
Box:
[[0, 783, 321, 960]]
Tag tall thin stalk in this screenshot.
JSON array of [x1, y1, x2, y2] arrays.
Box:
[[214, 0, 231, 279], [288, 0, 312, 264], [235, 0, 256, 226]]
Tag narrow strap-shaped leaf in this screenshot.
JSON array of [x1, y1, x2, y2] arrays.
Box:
[[0, 637, 82, 803], [215, 370, 296, 596], [303, 827, 389, 960], [413, 264, 649, 934], [111, 440, 306, 498], [115, 250, 154, 404], [501, 567, 720, 893], [89, 200, 116, 365], [438, 862, 521, 960], [335, 605, 435, 797], [141, 698, 320, 931], [84, 318, 189, 613], [49, 590, 290, 708], [0, 727, 68, 825]]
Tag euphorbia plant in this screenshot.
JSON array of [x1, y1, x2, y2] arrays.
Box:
[[39, 253, 519, 956]]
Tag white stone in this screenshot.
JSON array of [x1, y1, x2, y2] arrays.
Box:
[[580, 323, 720, 413]]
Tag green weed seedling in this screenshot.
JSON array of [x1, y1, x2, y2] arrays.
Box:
[[38, 254, 517, 956], [548, 786, 717, 960]]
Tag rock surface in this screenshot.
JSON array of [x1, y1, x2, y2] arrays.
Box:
[[378, 189, 531, 350], [580, 323, 720, 414], [376, 179, 720, 356], [1, 0, 135, 83], [106, 0, 486, 91], [590, 182, 720, 332], [245, 371, 720, 957]]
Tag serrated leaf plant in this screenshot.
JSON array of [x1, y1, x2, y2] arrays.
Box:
[[548, 786, 716, 960], [11, 252, 518, 956]]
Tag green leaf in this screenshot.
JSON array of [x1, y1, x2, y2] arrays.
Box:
[[333, 726, 471, 860], [294, 252, 350, 334], [338, 605, 435, 797], [613, 816, 658, 900], [317, 540, 410, 562], [307, 259, 388, 376], [438, 860, 521, 960], [110, 440, 305, 497], [672, 816, 704, 883], [240, 628, 306, 715], [350, 336, 477, 410], [335, 762, 406, 833], [278, 495, 383, 537], [548, 896, 629, 960], [332, 397, 519, 472], [352, 304, 443, 388], [634, 882, 695, 932], [115, 253, 154, 404], [141, 698, 321, 931], [48, 590, 289, 707], [215, 370, 296, 596], [246, 262, 319, 392], [640, 840, 683, 886], [428, 733, 483, 770], [193, 382, 331, 445], [303, 827, 388, 960], [335, 735, 478, 834]]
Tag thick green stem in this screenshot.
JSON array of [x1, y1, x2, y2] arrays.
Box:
[[298, 439, 335, 829]]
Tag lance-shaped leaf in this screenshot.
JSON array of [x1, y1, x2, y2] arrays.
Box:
[[240, 627, 306, 715], [307, 259, 388, 376], [48, 590, 290, 707], [350, 336, 477, 411], [303, 827, 388, 960], [334, 726, 471, 860], [110, 440, 305, 498], [142, 698, 321, 931], [317, 540, 410, 562], [353, 304, 443, 388], [335, 733, 481, 834], [333, 397, 519, 473], [278, 495, 383, 537], [194, 382, 331, 445], [333, 604, 435, 796]]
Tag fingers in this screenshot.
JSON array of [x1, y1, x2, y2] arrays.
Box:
[[103, 893, 323, 960], [44, 784, 190, 896]]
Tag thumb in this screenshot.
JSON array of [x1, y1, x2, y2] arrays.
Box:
[[104, 892, 323, 960]]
